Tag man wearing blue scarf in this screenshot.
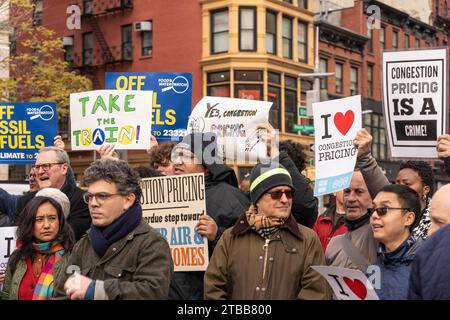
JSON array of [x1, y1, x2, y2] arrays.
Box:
[[53, 159, 173, 300]]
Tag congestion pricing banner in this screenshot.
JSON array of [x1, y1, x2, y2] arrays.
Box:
[[382, 48, 448, 158], [313, 95, 361, 196], [140, 173, 208, 272], [187, 96, 273, 162], [0, 102, 57, 164], [70, 90, 152, 150], [105, 72, 192, 142]]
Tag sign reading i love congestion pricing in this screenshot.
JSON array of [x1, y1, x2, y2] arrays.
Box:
[[313, 95, 362, 196]]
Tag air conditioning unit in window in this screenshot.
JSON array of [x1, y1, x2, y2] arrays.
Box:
[[134, 21, 152, 32], [63, 36, 74, 46]]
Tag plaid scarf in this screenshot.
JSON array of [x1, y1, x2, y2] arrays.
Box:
[[31, 241, 65, 300], [246, 211, 286, 239]]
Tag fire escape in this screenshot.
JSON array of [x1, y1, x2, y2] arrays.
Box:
[[76, 0, 134, 88]]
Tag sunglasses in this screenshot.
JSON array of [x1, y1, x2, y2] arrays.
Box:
[[265, 189, 295, 200], [368, 207, 410, 217]]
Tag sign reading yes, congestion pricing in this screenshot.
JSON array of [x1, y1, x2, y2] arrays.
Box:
[[0, 102, 57, 164], [383, 48, 448, 158], [70, 90, 152, 150], [313, 96, 362, 196], [105, 72, 192, 142]]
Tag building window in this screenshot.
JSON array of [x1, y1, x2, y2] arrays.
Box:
[[404, 34, 410, 48], [64, 37, 74, 66], [266, 11, 277, 54], [380, 27, 385, 49], [234, 70, 263, 101], [285, 75, 297, 134], [298, 0, 308, 9], [207, 71, 230, 97], [33, 0, 43, 25], [83, 0, 93, 15], [282, 16, 293, 59], [239, 7, 256, 51], [9, 28, 16, 56], [82, 32, 93, 66], [392, 30, 398, 49], [350, 67, 358, 95], [335, 62, 343, 94], [141, 23, 152, 56], [298, 21, 308, 63], [365, 113, 387, 160], [367, 28, 373, 53], [319, 58, 327, 89], [436, 0, 440, 15], [445, 2, 448, 17], [415, 37, 420, 48], [367, 64, 373, 98], [268, 71, 281, 130], [121, 24, 133, 60], [211, 9, 229, 54]]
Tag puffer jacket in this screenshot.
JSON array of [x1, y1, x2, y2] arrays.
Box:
[[375, 235, 422, 300], [204, 213, 331, 300], [53, 219, 173, 300], [313, 204, 347, 252], [1, 252, 69, 300]]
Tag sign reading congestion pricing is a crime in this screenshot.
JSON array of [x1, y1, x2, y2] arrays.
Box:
[[70, 90, 152, 150], [0, 102, 57, 164]]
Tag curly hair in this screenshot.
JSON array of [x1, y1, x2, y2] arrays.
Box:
[[399, 161, 435, 197], [279, 140, 307, 172], [84, 158, 142, 201], [8, 197, 75, 271], [148, 142, 175, 169]]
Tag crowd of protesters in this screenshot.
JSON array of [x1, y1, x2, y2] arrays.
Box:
[[1, 125, 450, 300]]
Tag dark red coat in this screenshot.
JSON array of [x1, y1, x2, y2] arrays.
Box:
[[313, 205, 347, 253]]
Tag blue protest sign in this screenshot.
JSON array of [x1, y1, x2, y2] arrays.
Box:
[[105, 72, 192, 142], [0, 102, 57, 164]]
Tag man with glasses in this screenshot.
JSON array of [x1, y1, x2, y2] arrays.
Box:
[[204, 161, 329, 299], [370, 184, 422, 300], [54, 158, 173, 300], [15, 147, 91, 240]]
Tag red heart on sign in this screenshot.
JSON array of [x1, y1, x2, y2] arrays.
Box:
[[343, 277, 367, 300], [334, 110, 355, 136]]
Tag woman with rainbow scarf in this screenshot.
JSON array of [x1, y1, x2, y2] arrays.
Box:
[[1, 188, 74, 300]]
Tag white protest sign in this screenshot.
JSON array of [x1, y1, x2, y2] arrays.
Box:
[[187, 96, 273, 162], [70, 90, 153, 150], [0, 227, 17, 272], [382, 48, 448, 158], [140, 173, 208, 272], [313, 95, 361, 196], [312, 266, 379, 300]]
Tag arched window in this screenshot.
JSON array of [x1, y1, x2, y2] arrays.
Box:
[[444, 1, 448, 17]]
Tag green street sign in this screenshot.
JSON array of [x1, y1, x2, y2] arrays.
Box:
[[293, 124, 314, 133], [298, 107, 307, 117]]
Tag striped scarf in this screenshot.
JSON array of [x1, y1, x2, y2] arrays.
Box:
[[31, 241, 65, 300], [246, 209, 286, 239]]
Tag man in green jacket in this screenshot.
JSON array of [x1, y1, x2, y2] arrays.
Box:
[[53, 159, 173, 300]]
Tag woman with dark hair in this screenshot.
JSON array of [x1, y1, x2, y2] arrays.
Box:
[[1, 191, 75, 300]]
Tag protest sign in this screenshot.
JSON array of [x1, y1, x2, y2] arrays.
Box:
[[0, 227, 17, 272], [312, 266, 379, 300], [187, 96, 272, 162], [0, 102, 57, 164], [70, 90, 152, 150], [105, 72, 192, 142], [140, 173, 208, 272], [382, 48, 448, 158], [313, 95, 361, 196]]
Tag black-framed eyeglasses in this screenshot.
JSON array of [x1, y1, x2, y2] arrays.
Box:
[[368, 207, 410, 217], [265, 189, 295, 200], [83, 192, 123, 204], [33, 162, 65, 172]]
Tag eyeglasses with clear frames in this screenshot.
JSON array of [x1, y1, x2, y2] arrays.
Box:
[[83, 192, 123, 204]]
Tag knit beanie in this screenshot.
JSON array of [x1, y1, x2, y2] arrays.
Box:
[[35, 188, 70, 219], [174, 132, 219, 166], [249, 161, 295, 204]]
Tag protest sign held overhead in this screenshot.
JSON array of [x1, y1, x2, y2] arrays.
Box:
[[0, 102, 57, 164], [106, 72, 192, 142], [313, 95, 361, 196], [0, 227, 17, 273], [312, 266, 379, 300], [382, 48, 448, 158], [70, 90, 152, 150], [140, 173, 208, 272], [187, 96, 272, 162]]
